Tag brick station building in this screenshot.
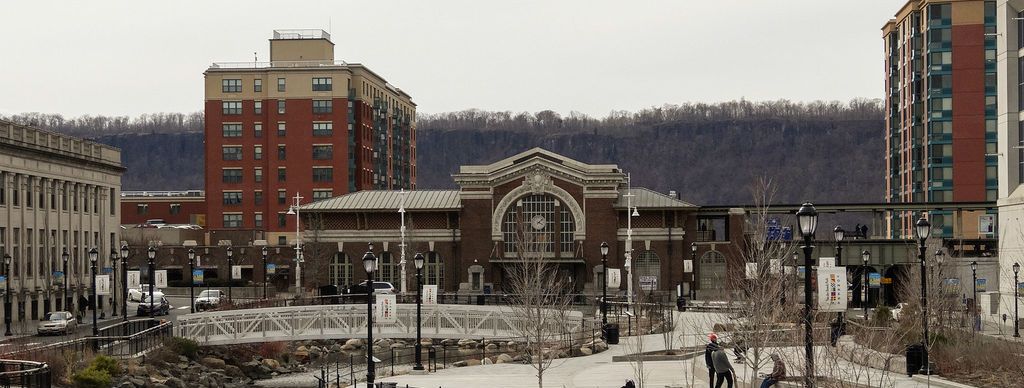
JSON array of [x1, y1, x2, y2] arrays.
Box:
[[298, 148, 746, 297]]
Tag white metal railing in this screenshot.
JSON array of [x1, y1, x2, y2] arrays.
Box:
[[121, 190, 204, 197], [175, 304, 583, 346], [209, 60, 349, 69]]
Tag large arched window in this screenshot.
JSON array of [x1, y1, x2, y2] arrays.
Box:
[[700, 250, 727, 291], [501, 194, 575, 258], [329, 253, 352, 287], [424, 252, 444, 287], [634, 250, 660, 287]]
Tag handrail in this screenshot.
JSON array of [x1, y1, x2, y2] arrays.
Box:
[[0, 359, 50, 387]]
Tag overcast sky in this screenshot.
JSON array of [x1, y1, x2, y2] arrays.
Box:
[[0, 0, 897, 118]]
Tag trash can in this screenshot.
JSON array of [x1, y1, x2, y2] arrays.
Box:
[[603, 323, 620, 345], [676, 296, 687, 312], [905, 344, 925, 376]]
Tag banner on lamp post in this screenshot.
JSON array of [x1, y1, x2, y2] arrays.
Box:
[[868, 273, 881, 288], [375, 294, 397, 324], [95, 275, 111, 295], [232, 266, 242, 280], [607, 269, 621, 288], [423, 285, 438, 305], [683, 260, 693, 273], [52, 271, 64, 287], [127, 271, 141, 290], [816, 267, 847, 312], [266, 263, 276, 275], [154, 270, 167, 288], [192, 269, 204, 285]]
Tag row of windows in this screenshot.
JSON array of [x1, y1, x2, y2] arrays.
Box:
[[221, 145, 335, 161], [136, 203, 182, 215], [221, 189, 333, 206], [221, 167, 334, 183], [222, 122, 345, 138], [222, 100, 338, 116], [221, 77, 333, 93], [0, 228, 116, 279], [0, 174, 115, 216], [329, 252, 444, 287]]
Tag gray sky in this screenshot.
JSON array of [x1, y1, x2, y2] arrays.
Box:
[[0, 0, 896, 118]]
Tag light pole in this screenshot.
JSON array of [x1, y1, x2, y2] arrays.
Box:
[[226, 246, 233, 304], [1013, 262, 1020, 338], [4, 254, 11, 336], [862, 250, 870, 320], [109, 250, 117, 317], [188, 249, 196, 313], [262, 246, 269, 299], [120, 244, 129, 322], [970, 260, 978, 333], [413, 252, 425, 371], [914, 217, 931, 375], [89, 248, 98, 336], [833, 225, 845, 325], [690, 242, 697, 299], [600, 242, 610, 329], [147, 246, 156, 319], [286, 192, 304, 297], [362, 244, 377, 388], [62, 249, 69, 313], [796, 202, 818, 388]]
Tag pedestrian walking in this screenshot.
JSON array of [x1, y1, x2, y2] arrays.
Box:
[[759, 353, 787, 388], [712, 343, 735, 388], [705, 333, 720, 388]]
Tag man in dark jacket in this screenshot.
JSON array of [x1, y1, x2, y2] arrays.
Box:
[[711, 345, 735, 388], [759, 353, 787, 388], [705, 333, 719, 388]]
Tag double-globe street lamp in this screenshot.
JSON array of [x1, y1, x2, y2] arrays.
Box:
[[109, 250, 118, 317], [834, 225, 845, 325], [914, 217, 932, 375], [796, 202, 818, 388], [862, 250, 870, 320], [188, 249, 196, 314], [89, 248, 98, 336], [4, 254, 12, 336], [227, 246, 234, 304], [362, 243, 378, 388], [970, 260, 978, 333], [147, 246, 156, 319], [262, 246, 269, 300], [120, 244, 129, 322], [600, 242, 610, 331], [690, 242, 697, 299], [62, 249, 69, 313], [413, 252, 425, 372], [1014, 262, 1021, 338]]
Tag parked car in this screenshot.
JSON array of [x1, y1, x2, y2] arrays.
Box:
[[194, 290, 226, 311], [128, 285, 162, 303], [345, 281, 397, 295], [37, 311, 76, 335], [137, 295, 171, 316]]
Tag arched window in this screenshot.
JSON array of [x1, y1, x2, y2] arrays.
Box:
[[377, 252, 396, 285], [501, 194, 575, 258], [634, 250, 660, 287], [424, 252, 444, 287], [329, 253, 352, 287], [700, 250, 727, 290]]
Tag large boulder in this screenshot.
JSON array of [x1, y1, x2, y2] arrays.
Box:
[[375, 338, 393, 348], [341, 343, 358, 351], [345, 338, 364, 348], [199, 357, 226, 370], [309, 346, 323, 359], [496, 353, 514, 364], [579, 347, 593, 356], [484, 343, 499, 352], [293, 348, 310, 363], [261, 358, 281, 370], [457, 339, 477, 348], [441, 339, 459, 346], [420, 338, 433, 346], [452, 360, 469, 367], [329, 343, 343, 353], [505, 341, 518, 351], [482, 357, 493, 365]]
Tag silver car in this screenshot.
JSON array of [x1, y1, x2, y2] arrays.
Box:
[[38, 311, 76, 336]]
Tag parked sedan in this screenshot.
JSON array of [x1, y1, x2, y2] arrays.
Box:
[[194, 290, 226, 311], [38, 311, 77, 336], [345, 281, 397, 295], [137, 295, 171, 316]]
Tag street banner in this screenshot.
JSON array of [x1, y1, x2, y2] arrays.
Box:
[[868, 273, 881, 288], [127, 271, 141, 290], [423, 285, 438, 305], [192, 269, 204, 285], [816, 267, 847, 312], [232, 265, 242, 280], [770, 259, 782, 274], [683, 259, 693, 273], [1018, 282, 1024, 296], [942, 278, 961, 295], [155, 270, 168, 288], [0, 275, 7, 292], [607, 269, 621, 288], [819, 257, 835, 269], [266, 263, 276, 275], [745, 262, 758, 279], [102, 267, 113, 274], [52, 271, 64, 287], [797, 266, 806, 279], [639, 275, 657, 291], [375, 294, 397, 324], [976, 278, 987, 292], [96, 275, 111, 295]]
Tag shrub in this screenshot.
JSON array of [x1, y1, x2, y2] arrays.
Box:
[[873, 306, 892, 324], [164, 337, 200, 360], [91, 355, 121, 376], [71, 366, 111, 388]]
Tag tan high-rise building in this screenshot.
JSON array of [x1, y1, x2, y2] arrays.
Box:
[[204, 30, 416, 244]]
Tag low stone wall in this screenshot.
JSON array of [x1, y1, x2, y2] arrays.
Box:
[[835, 335, 906, 374]]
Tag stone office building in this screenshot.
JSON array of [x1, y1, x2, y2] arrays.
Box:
[[0, 120, 123, 322], [299, 148, 745, 297]]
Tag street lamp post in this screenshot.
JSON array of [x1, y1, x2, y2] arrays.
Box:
[[226, 246, 233, 304], [862, 250, 870, 320], [914, 217, 931, 375], [413, 252, 425, 371], [599, 242, 610, 336], [109, 250, 117, 317], [286, 193, 304, 297], [834, 226, 845, 325], [690, 242, 697, 300], [119, 244, 129, 322], [89, 248, 98, 336], [261, 246, 268, 299], [147, 246, 156, 319], [3, 254, 11, 336], [796, 202, 818, 388], [188, 249, 196, 313], [970, 261, 978, 333], [1014, 262, 1021, 338], [62, 249, 69, 313], [362, 244, 378, 388]]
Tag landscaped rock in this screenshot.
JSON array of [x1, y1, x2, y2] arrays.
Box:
[[390, 343, 405, 349], [293, 348, 310, 363], [345, 338, 364, 348], [309, 346, 323, 359], [466, 359, 481, 366], [580, 347, 593, 356], [496, 353, 514, 364], [330, 344, 343, 353], [482, 357, 493, 365], [485, 343, 499, 352], [453, 360, 469, 367], [341, 343, 358, 351], [164, 377, 187, 388], [505, 341, 518, 351], [441, 338, 459, 346], [458, 339, 477, 348], [420, 338, 433, 346], [261, 358, 281, 369], [375, 338, 393, 348], [200, 357, 226, 370]]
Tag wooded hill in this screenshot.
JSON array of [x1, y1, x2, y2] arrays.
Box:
[[2, 99, 884, 205]]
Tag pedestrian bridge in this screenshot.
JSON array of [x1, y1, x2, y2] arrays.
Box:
[[175, 304, 584, 346]]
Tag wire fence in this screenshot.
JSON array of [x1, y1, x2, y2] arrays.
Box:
[[1, 319, 172, 361]]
